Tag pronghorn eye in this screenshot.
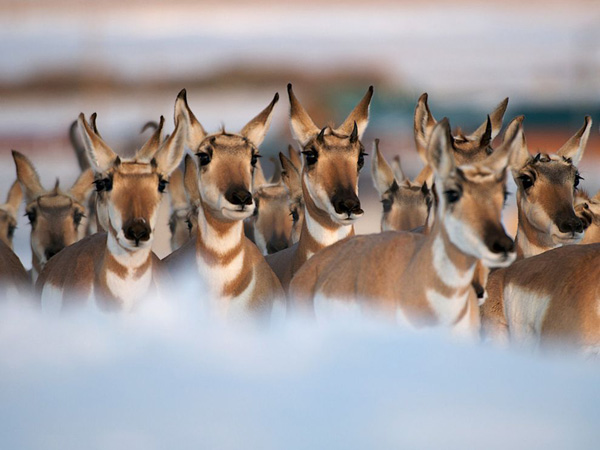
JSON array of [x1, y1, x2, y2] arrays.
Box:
[[444, 189, 461, 204], [302, 149, 318, 166], [158, 178, 168, 193], [290, 208, 299, 222], [519, 175, 534, 190], [358, 152, 367, 170], [25, 209, 36, 224], [73, 211, 85, 226], [186, 218, 193, 231], [574, 173, 583, 189], [503, 190, 511, 205], [251, 153, 261, 167], [197, 152, 211, 166], [381, 198, 392, 213], [7, 224, 16, 239]]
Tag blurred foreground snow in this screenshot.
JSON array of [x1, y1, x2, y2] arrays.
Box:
[[0, 292, 598, 450]]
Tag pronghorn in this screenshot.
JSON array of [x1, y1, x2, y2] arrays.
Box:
[[279, 146, 304, 244], [246, 158, 295, 255], [575, 190, 600, 244], [168, 168, 195, 251], [507, 116, 590, 259], [371, 139, 433, 232], [289, 118, 520, 337], [162, 89, 284, 321], [414, 93, 509, 165], [480, 243, 600, 354], [266, 84, 373, 291], [12, 151, 95, 281], [0, 180, 22, 249], [36, 96, 187, 311]]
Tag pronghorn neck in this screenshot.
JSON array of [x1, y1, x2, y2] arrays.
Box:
[[99, 231, 154, 308], [298, 179, 354, 260], [515, 206, 554, 259], [195, 200, 245, 259], [31, 250, 42, 282]]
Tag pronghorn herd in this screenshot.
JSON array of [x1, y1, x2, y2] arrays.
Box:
[[0, 85, 598, 355]]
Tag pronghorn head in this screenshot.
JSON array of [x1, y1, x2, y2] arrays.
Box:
[[12, 151, 94, 269], [280, 147, 304, 244], [428, 118, 519, 268], [0, 180, 23, 249], [249, 158, 294, 254], [178, 89, 279, 222], [371, 139, 433, 232], [288, 83, 373, 225], [509, 116, 591, 247], [575, 190, 600, 244], [77, 100, 186, 251], [414, 93, 509, 165], [168, 168, 193, 251]]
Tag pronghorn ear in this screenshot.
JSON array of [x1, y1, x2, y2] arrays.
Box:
[[4, 180, 23, 217], [467, 98, 509, 142], [391, 155, 407, 184], [593, 190, 600, 202], [153, 100, 188, 176], [12, 151, 45, 202], [371, 140, 396, 196], [483, 117, 522, 173], [336, 85, 374, 139], [475, 115, 493, 148], [137, 116, 165, 162], [557, 116, 592, 166], [270, 157, 282, 184], [69, 169, 95, 204], [252, 158, 268, 190], [503, 116, 529, 173], [175, 89, 207, 152], [69, 120, 91, 171], [288, 83, 320, 146], [279, 152, 302, 199], [183, 154, 201, 206], [241, 92, 279, 148], [288, 144, 302, 171], [427, 119, 455, 180], [77, 113, 118, 173], [413, 93, 438, 165], [168, 168, 188, 210], [414, 164, 434, 188]]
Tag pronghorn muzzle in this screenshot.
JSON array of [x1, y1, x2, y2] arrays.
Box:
[[226, 186, 253, 207], [557, 214, 584, 236], [266, 234, 289, 254], [44, 243, 64, 261], [483, 225, 515, 258], [331, 189, 363, 218], [123, 218, 151, 246]]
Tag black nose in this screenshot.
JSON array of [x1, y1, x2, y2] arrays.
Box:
[[45, 246, 63, 261], [331, 191, 363, 216], [226, 187, 253, 206], [558, 216, 584, 235], [123, 219, 151, 245], [484, 228, 514, 255], [266, 237, 289, 254]]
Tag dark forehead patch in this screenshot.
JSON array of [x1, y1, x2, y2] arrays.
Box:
[[525, 156, 576, 184], [203, 133, 254, 153]]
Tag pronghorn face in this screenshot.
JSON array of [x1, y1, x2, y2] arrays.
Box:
[[169, 208, 194, 250], [509, 116, 591, 247], [78, 97, 187, 252], [12, 151, 94, 268], [575, 191, 600, 244], [428, 119, 518, 268], [253, 183, 294, 254], [279, 149, 304, 244], [0, 180, 22, 249], [195, 133, 259, 221], [414, 93, 508, 165], [301, 128, 366, 224], [287, 84, 373, 226]]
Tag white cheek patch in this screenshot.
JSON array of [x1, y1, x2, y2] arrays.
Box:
[[520, 197, 553, 235], [503, 284, 552, 349]]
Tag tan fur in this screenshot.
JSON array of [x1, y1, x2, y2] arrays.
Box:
[[482, 244, 600, 352], [280, 148, 304, 244], [168, 168, 194, 251], [36, 93, 186, 311], [289, 119, 519, 336], [414, 93, 508, 165], [0, 180, 22, 249], [162, 90, 284, 321], [12, 151, 94, 278], [0, 239, 31, 300], [266, 84, 373, 292], [575, 190, 600, 244]]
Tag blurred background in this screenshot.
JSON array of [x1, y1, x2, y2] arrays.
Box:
[[1, 0, 600, 262]]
